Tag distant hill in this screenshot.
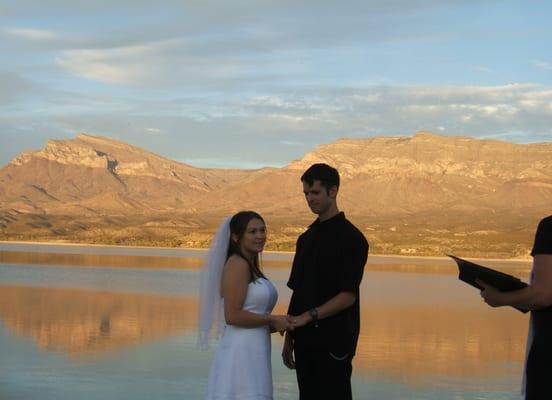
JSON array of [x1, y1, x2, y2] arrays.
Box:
[[1, 131, 551, 257], [0, 133, 260, 214]]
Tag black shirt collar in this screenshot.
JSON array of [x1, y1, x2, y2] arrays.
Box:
[[309, 211, 345, 228]]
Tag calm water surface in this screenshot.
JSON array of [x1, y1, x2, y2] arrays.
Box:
[[0, 243, 531, 399]]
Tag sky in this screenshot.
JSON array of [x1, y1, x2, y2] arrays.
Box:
[[1, 0, 551, 169]]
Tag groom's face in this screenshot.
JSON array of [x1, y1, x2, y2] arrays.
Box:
[[302, 180, 336, 216]]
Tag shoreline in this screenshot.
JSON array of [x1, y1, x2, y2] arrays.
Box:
[[0, 239, 207, 252], [0, 239, 532, 263]]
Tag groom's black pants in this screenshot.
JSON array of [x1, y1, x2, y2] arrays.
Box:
[[294, 342, 353, 400]]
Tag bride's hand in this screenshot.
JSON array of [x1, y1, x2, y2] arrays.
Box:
[[270, 315, 291, 335]]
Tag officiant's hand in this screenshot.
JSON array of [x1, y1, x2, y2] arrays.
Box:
[[477, 279, 505, 307]]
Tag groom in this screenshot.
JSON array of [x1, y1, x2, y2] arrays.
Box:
[[283, 163, 369, 400]]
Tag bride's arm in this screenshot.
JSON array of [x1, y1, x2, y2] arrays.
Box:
[[222, 256, 288, 330]]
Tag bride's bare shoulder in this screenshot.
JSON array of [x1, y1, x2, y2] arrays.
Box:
[[225, 254, 249, 271]]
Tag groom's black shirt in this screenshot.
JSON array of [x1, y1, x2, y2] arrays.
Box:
[[287, 212, 368, 355]]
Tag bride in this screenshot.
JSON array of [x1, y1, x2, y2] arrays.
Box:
[[198, 211, 291, 400]]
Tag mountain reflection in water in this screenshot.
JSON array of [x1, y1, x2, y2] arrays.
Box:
[[0, 246, 533, 400], [0, 285, 197, 356], [0, 275, 528, 384], [356, 305, 527, 384], [0, 250, 204, 269]]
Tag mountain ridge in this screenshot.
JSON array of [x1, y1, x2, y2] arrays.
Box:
[[1, 131, 550, 257]]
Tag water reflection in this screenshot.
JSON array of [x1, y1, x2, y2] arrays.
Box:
[[356, 305, 527, 383], [0, 247, 531, 399], [0, 285, 197, 356], [0, 250, 204, 269], [366, 261, 531, 277], [0, 279, 528, 386], [0, 249, 294, 269]]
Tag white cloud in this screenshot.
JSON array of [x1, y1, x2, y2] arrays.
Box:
[[5, 27, 58, 40], [178, 157, 273, 170], [532, 60, 552, 71], [473, 66, 493, 73], [281, 140, 304, 146], [2, 81, 551, 169], [522, 89, 552, 100], [56, 43, 158, 85], [54, 37, 287, 87], [216, 84, 552, 146], [0, 71, 48, 106], [145, 128, 165, 135], [1, 1, 551, 168]]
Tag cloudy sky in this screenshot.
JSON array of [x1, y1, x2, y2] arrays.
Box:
[[1, 0, 551, 168]]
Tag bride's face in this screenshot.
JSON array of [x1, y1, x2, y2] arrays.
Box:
[[237, 218, 266, 256]]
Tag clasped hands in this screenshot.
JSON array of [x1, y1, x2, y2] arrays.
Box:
[[270, 312, 311, 335]]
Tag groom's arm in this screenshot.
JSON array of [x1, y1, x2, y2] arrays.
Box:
[[290, 234, 367, 328], [282, 332, 295, 369], [289, 291, 356, 328]]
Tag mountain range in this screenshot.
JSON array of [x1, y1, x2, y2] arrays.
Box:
[[1, 132, 550, 257]]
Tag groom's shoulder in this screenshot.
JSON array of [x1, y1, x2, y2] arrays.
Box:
[[342, 218, 368, 247], [296, 227, 311, 242]]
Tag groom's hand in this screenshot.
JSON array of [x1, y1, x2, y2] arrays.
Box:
[[289, 312, 311, 329], [282, 332, 295, 369], [270, 315, 291, 335]]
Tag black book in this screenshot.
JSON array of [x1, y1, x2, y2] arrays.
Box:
[[448, 254, 529, 313]]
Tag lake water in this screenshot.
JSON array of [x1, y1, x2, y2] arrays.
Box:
[[0, 243, 531, 400]]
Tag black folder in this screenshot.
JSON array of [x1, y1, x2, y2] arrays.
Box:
[[448, 254, 529, 313]]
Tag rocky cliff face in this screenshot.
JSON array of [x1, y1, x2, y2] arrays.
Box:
[[24, 134, 243, 184], [203, 131, 551, 217], [290, 131, 551, 181], [1, 131, 550, 256], [0, 133, 256, 214]]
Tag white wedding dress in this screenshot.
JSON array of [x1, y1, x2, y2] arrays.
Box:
[[206, 277, 278, 400]]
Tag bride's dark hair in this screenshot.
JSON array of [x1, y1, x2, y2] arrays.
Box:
[[227, 211, 267, 282]]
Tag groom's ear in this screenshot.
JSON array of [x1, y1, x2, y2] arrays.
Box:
[[329, 185, 338, 198]]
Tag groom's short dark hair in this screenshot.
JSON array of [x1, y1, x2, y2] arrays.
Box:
[[301, 163, 340, 193]]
